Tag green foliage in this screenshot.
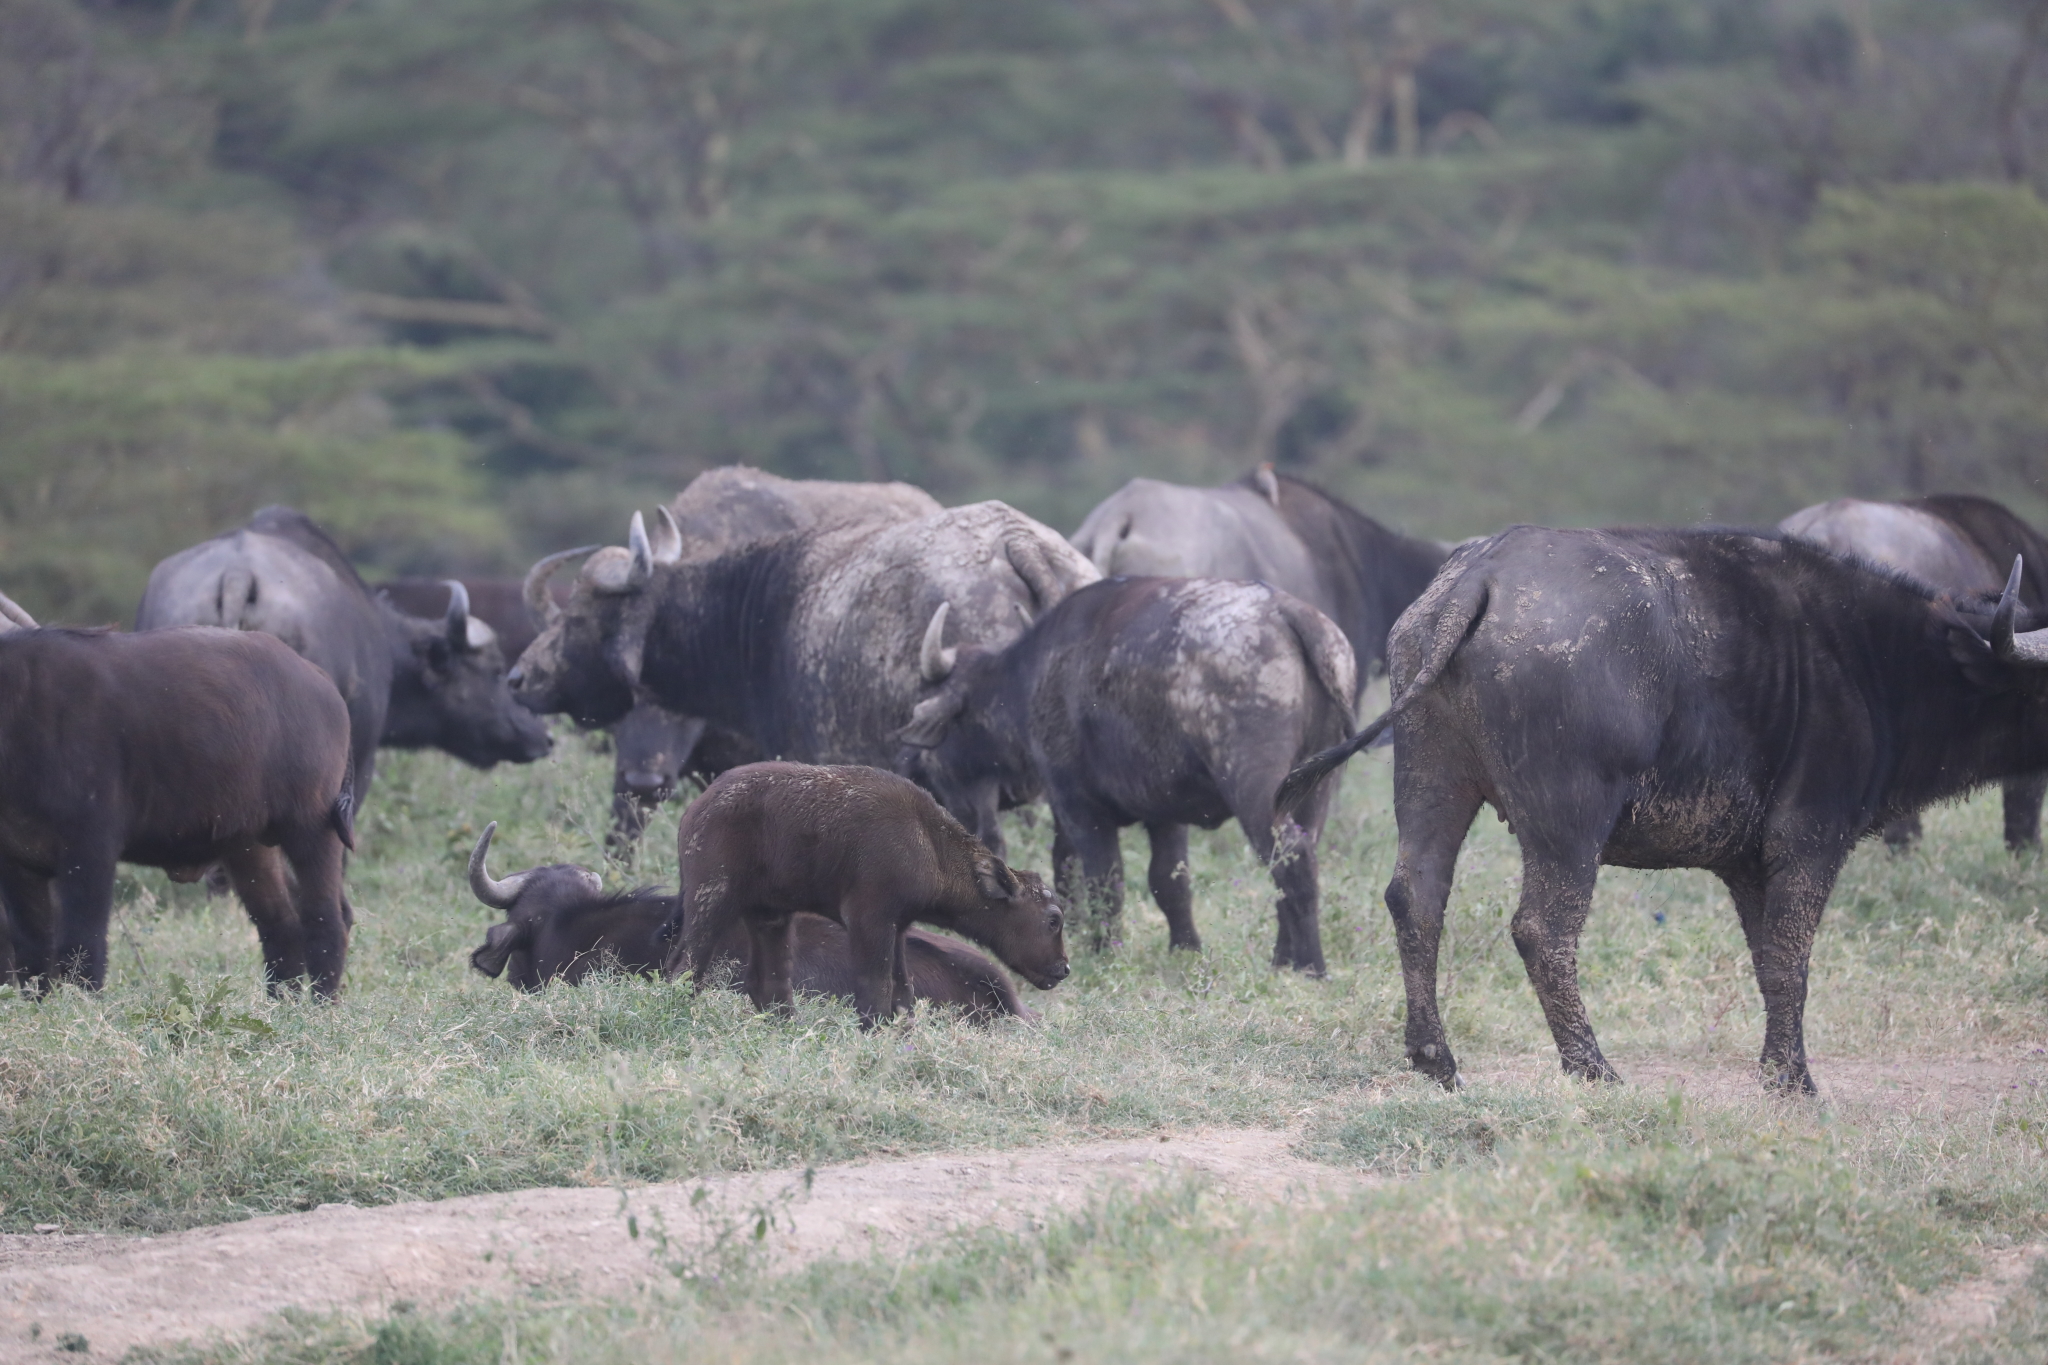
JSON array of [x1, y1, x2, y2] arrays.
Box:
[[126, 973, 276, 1048]]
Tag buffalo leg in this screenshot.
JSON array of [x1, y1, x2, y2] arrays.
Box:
[[1266, 819, 1326, 977], [1143, 822, 1199, 952], [49, 852, 119, 989], [1510, 850, 1619, 1084], [892, 925, 915, 1015], [1053, 804, 1125, 951], [281, 829, 350, 999], [606, 785, 658, 860], [2005, 773, 2048, 852], [0, 864, 55, 990], [1733, 855, 1843, 1095], [1384, 773, 1485, 1088], [743, 914, 796, 1015], [225, 844, 308, 994], [842, 903, 902, 1027], [1881, 811, 1922, 851]]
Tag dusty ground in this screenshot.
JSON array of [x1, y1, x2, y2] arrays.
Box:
[[4, 1048, 2044, 1363], [0, 1128, 1360, 1363]]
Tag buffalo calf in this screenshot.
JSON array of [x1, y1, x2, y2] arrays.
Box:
[[0, 604, 356, 997], [660, 763, 1068, 1025], [465, 823, 1033, 1020], [897, 577, 1356, 973]]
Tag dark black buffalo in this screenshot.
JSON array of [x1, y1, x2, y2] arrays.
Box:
[[1278, 526, 2048, 1095], [1782, 493, 2048, 850], [463, 824, 1032, 1020], [0, 596, 357, 996], [373, 577, 555, 670], [1069, 465, 1446, 686], [897, 577, 1356, 973], [137, 507, 551, 798]]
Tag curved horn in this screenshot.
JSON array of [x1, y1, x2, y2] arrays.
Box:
[[650, 506, 684, 565], [1992, 556, 2026, 660], [467, 821, 534, 910], [522, 546, 598, 630], [443, 579, 472, 651], [920, 602, 957, 683], [1990, 554, 2048, 665], [0, 588, 37, 633], [627, 511, 654, 589]]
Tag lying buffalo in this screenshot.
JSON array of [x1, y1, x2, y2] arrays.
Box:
[[511, 503, 1097, 815], [1279, 527, 2048, 1095], [0, 598, 356, 996], [663, 763, 1069, 1025], [138, 507, 552, 799], [592, 467, 940, 853], [1069, 466, 1445, 687], [897, 577, 1356, 972], [1781, 494, 2048, 850], [463, 823, 1031, 1020]]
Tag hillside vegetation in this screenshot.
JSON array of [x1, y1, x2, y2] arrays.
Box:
[[4, 0, 2047, 620]]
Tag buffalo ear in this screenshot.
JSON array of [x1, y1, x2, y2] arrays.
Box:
[[470, 922, 522, 978], [897, 691, 964, 748], [973, 852, 1018, 901], [1942, 614, 2012, 691]]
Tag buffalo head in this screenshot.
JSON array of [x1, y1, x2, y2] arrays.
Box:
[[511, 510, 682, 727], [383, 581, 553, 765], [894, 601, 1034, 857]]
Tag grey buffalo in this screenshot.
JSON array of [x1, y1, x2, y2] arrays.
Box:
[[897, 576, 1356, 973], [1069, 465, 1445, 686], [137, 507, 552, 800], [1279, 527, 2048, 1095], [0, 597, 357, 997], [591, 466, 941, 853], [1781, 493, 2048, 850], [511, 500, 1098, 785]]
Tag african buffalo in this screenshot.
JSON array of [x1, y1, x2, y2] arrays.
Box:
[[137, 507, 552, 799], [511, 502, 1098, 803], [596, 467, 941, 853], [1278, 527, 2048, 1095], [1780, 494, 2048, 850], [0, 597, 356, 996], [897, 577, 1356, 972], [1069, 466, 1445, 686], [662, 763, 1069, 1026], [463, 823, 1032, 1020]]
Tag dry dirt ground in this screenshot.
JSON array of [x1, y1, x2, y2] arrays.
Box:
[[0, 1128, 1362, 1363], [4, 1050, 2045, 1363]]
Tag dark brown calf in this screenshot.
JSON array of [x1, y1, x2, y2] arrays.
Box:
[[464, 823, 1032, 1020], [660, 763, 1068, 1025], [0, 610, 356, 997]]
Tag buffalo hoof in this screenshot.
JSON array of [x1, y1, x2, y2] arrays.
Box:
[[1410, 1041, 1459, 1090], [1760, 1062, 1818, 1097]]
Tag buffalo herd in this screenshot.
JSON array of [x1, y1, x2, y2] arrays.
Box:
[[6, 462, 2047, 1095]]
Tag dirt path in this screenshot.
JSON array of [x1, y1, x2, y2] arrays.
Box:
[[1880, 1242, 2047, 1364], [0, 1128, 1359, 1363]]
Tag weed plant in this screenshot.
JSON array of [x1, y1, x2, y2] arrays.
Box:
[[6, 733, 2048, 1361]]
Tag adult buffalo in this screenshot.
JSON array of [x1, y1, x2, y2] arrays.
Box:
[[1780, 494, 2048, 850], [511, 502, 1098, 802], [1278, 527, 2048, 1095], [596, 467, 940, 852], [137, 507, 552, 799], [0, 595, 356, 996], [1069, 465, 1446, 686], [896, 577, 1356, 971]]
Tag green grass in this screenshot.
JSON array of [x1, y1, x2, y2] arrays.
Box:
[[8, 733, 2048, 1361]]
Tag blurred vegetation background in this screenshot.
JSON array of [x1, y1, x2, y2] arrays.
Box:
[[4, 0, 2047, 621]]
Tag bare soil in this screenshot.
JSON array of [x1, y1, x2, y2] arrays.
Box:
[[0, 1128, 1359, 1363]]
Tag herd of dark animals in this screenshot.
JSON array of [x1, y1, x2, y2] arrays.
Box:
[[3, 465, 2048, 1095]]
